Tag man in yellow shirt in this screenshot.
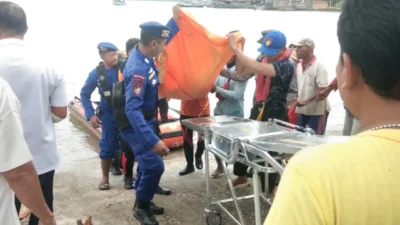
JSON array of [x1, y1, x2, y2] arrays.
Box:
[[264, 0, 400, 224]]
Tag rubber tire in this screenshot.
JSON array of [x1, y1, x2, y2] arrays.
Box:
[[206, 212, 222, 225]]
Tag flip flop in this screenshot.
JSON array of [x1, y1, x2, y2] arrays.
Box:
[[18, 205, 30, 220], [211, 170, 220, 178], [211, 169, 224, 179], [98, 181, 110, 190]]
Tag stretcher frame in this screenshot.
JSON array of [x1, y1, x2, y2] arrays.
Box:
[[182, 117, 312, 225], [202, 118, 348, 225], [203, 119, 312, 225]]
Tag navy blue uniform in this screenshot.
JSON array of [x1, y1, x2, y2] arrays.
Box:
[[121, 22, 171, 203], [80, 42, 120, 160], [121, 46, 163, 202]]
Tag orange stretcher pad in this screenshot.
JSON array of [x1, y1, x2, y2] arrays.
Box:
[[157, 10, 243, 100]]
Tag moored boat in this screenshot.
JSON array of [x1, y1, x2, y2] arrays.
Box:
[[68, 96, 183, 149], [113, 0, 126, 6]]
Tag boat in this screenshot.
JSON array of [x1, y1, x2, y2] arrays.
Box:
[[113, 0, 126, 6], [68, 96, 183, 149], [179, 0, 209, 8]]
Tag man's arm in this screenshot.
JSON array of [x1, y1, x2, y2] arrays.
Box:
[[80, 71, 97, 120], [165, 5, 181, 45], [311, 78, 338, 102], [50, 72, 68, 121], [215, 80, 248, 100], [125, 70, 160, 150], [220, 67, 254, 82], [328, 78, 338, 91], [165, 18, 180, 45], [0, 83, 54, 225], [264, 164, 325, 225], [233, 49, 277, 77], [4, 162, 54, 224]]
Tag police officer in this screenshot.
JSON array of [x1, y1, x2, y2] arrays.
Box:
[[120, 22, 170, 225], [80, 42, 120, 190]]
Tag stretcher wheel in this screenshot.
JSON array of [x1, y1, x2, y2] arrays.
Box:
[[206, 212, 222, 225]]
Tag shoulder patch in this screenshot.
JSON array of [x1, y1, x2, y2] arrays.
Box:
[[132, 74, 145, 96]]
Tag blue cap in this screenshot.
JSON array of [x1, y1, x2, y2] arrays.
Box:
[[139, 21, 171, 39], [257, 30, 286, 56], [97, 42, 119, 52]]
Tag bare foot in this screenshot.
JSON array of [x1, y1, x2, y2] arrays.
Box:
[[270, 186, 278, 203], [211, 167, 224, 178], [232, 176, 248, 187]]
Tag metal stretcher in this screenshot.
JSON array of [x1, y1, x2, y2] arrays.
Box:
[[181, 116, 348, 225]]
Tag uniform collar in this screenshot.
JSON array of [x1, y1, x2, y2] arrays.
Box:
[[133, 46, 154, 65], [0, 38, 25, 48]]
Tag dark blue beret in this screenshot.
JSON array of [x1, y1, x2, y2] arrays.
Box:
[[97, 42, 119, 52], [139, 21, 171, 39]]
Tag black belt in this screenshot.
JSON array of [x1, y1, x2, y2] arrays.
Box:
[[142, 111, 161, 138], [142, 111, 157, 121]]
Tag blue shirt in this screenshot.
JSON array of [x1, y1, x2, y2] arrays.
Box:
[[213, 66, 248, 117], [80, 66, 118, 119], [120, 18, 180, 151], [123, 47, 161, 150]]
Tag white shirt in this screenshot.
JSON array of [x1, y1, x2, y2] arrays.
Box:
[[0, 38, 68, 175], [296, 57, 331, 115], [0, 78, 33, 225]]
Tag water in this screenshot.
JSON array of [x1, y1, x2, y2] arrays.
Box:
[[12, 0, 344, 153]]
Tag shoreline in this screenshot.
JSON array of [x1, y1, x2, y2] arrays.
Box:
[[128, 0, 341, 12], [212, 6, 341, 12]]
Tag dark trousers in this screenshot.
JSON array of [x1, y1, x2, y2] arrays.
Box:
[[15, 170, 55, 225], [121, 138, 135, 178], [180, 114, 209, 168], [297, 111, 330, 135], [233, 102, 288, 193], [158, 98, 169, 122]]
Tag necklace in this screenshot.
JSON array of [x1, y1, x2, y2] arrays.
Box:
[[367, 124, 400, 131]]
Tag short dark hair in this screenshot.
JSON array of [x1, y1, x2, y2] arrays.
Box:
[[140, 30, 163, 45], [126, 38, 140, 53], [337, 0, 400, 100], [0, 1, 27, 35]]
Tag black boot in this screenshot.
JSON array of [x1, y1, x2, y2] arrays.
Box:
[[134, 201, 164, 215], [179, 166, 195, 176], [124, 176, 134, 190], [195, 157, 203, 170], [155, 186, 171, 195], [110, 153, 122, 176], [110, 165, 122, 175], [133, 206, 158, 225], [150, 202, 164, 215]]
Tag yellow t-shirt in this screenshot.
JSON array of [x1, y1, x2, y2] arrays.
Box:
[[264, 129, 400, 225]]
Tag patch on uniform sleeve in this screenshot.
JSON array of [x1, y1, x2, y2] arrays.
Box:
[[132, 74, 145, 96]]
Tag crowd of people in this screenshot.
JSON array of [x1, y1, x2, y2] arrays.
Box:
[[1, 0, 400, 225]]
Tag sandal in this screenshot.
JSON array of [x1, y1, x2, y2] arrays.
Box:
[[211, 169, 224, 179], [19, 205, 30, 220], [98, 180, 110, 190], [232, 176, 248, 187]]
